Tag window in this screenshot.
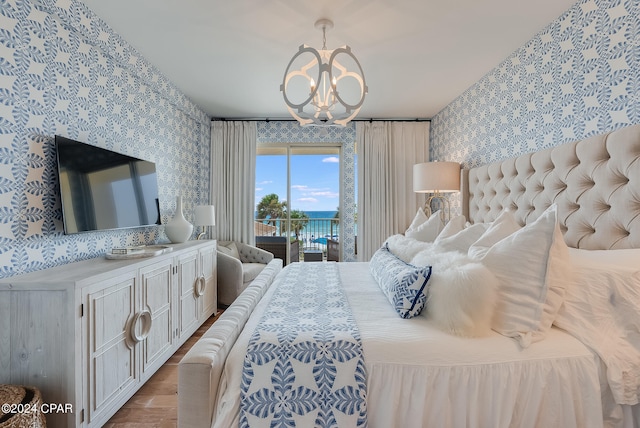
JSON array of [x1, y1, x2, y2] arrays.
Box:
[[255, 144, 342, 262]]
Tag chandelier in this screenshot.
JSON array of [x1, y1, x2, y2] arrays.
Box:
[[281, 19, 367, 126]]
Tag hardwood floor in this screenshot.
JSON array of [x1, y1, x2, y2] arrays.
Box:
[[103, 310, 222, 427]]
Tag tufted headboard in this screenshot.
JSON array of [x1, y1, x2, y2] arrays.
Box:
[[462, 124, 640, 250]]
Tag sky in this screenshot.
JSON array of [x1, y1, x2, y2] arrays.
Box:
[[255, 153, 340, 212]]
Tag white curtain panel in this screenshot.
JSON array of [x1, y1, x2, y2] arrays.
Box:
[[211, 121, 257, 243], [356, 121, 430, 261]]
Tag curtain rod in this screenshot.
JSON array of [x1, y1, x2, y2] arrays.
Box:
[[211, 117, 431, 123]]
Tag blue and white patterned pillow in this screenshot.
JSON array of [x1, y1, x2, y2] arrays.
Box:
[[370, 244, 432, 319]]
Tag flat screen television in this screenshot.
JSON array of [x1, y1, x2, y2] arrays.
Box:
[[55, 135, 160, 234]]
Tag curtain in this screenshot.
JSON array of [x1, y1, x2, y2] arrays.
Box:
[[211, 121, 257, 243], [356, 121, 430, 261]]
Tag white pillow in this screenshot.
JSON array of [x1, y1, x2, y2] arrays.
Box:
[[477, 204, 571, 348], [386, 234, 432, 263], [404, 244, 498, 337], [410, 240, 460, 268], [434, 214, 466, 241], [407, 207, 429, 230], [468, 210, 521, 259], [406, 210, 444, 242], [434, 223, 489, 254], [218, 241, 240, 259], [408, 242, 498, 337], [426, 259, 499, 338]]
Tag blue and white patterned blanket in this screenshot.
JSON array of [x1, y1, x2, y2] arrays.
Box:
[[240, 262, 367, 427]]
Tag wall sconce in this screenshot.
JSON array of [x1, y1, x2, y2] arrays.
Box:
[[413, 161, 460, 221], [194, 205, 215, 240]]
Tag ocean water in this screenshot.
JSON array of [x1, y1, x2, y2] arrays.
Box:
[[303, 211, 339, 220], [297, 211, 339, 246], [255, 211, 339, 244]]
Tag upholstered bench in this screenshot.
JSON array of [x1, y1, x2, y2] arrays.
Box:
[[178, 258, 283, 427]]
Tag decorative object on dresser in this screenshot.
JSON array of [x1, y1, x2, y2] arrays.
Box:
[[164, 196, 194, 243], [105, 245, 173, 260], [194, 205, 216, 240], [280, 18, 367, 127], [413, 160, 460, 221], [0, 240, 217, 428]]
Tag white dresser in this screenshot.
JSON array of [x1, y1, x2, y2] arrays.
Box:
[[0, 240, 217, 428]]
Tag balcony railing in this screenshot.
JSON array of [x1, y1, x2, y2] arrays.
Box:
[[254, 217, 339, 261]]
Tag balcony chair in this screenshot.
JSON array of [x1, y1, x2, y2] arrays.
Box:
[[327, 238, 339, 262], [254, 236, 300, 265]]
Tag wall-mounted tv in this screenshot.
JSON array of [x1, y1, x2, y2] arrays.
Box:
[[55, 135, 160, 234]]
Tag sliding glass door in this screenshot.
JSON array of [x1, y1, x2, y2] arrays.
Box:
[[255, 144, 342, 263]]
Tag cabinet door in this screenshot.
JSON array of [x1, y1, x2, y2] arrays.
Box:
[[139, 260, 173, 378], [177, 251, 199, 340], [84, 271, 138, 425], [199, 243, 217, 321]]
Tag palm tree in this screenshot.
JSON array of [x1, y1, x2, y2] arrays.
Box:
[[289, 210, 309, 240], [256, 194, 285, 228]]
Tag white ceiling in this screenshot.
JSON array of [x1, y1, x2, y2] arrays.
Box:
[[79, 0, 577, 120]]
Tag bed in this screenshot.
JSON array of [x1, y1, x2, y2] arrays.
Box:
[[179, 124, 640, 428]]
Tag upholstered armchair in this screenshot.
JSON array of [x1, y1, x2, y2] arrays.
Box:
[[217, 241, 274, 306]]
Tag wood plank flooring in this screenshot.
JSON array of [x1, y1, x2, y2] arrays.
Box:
[[103, 311, 222, 427]]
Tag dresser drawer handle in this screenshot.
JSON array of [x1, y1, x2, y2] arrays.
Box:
[[194, 276, 206, 297], [130, 309, 152, 343]]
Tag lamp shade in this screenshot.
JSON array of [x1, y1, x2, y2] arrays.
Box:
[[194, 205, 215, 226], [413, 162, 460, 193]]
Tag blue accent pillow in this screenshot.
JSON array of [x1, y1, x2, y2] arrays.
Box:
[[370, 244, 432, 319]]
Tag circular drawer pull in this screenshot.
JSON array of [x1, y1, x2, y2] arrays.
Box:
[[130, 309, 152, 343], [194, 276, 206, 297]]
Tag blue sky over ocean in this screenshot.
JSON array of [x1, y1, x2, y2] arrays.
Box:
[[256, 154, 340, 212]]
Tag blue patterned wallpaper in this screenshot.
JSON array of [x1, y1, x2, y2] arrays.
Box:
[[7, 0, 635, 276], [0, 0, 211, 278], [257, 122, 358, 262], [431, 0, 640, 169]]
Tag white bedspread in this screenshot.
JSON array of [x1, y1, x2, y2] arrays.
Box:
[[554, 267, 640, 407], [213, 262, 604, 428]]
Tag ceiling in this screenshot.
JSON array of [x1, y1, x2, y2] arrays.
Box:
[[79, 0, 577, 120]]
